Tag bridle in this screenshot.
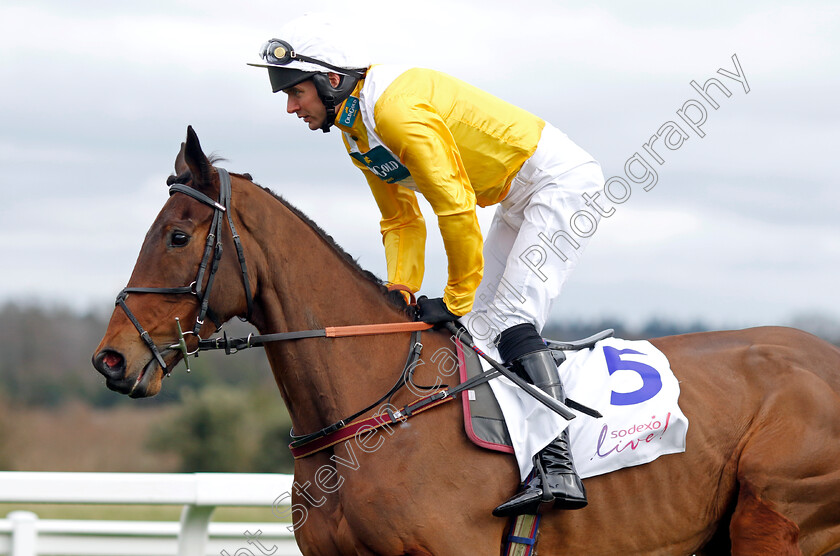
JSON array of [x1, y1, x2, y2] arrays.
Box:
[[112, 165, 429, 377], [108, 166, 585, 457], [107, 168, 493, 457], [113, 168, 253, 372]]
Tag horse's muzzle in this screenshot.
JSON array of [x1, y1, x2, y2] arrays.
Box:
[[92, 349, 142, 396]]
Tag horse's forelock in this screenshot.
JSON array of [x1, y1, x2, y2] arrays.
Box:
[[164, 156, 228, 188], [166, 171, 191, 186]]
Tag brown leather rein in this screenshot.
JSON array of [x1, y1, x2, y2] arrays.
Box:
[[186, 320, 453, 456]]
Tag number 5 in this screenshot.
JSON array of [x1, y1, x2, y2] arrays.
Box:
[[603, 346, 662, 406]]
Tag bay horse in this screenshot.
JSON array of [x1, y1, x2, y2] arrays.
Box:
[[93, 127, 840, 555]]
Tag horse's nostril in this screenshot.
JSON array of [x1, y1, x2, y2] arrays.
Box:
[[94, 349, 126, 379], [103, 352, 123, 369]]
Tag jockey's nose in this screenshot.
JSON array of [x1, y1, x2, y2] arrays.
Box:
[[92, 349, 126, 381]]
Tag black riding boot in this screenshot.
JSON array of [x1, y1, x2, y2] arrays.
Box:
[[492, 326, 587, 517]]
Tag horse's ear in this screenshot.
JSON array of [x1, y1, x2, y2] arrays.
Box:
[[183, 125, 213, 187], [174, 141, 188, 176]]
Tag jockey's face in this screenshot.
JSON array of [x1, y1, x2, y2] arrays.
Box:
[[284, 79, 327, 131]]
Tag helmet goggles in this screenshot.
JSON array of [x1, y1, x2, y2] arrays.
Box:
[[258, 39, 365, 79]]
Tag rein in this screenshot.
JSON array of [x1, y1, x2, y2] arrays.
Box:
[[193, 319, 497, 459], [187, 321, 441, 453], [193, 321, 434, 354]]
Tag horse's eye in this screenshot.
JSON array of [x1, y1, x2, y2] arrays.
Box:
[[170, 231, 191, 248]]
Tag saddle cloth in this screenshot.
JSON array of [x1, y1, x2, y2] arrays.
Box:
[[455, 335, 689, 481]]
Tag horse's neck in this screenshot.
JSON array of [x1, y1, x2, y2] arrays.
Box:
[[241, 185, 409, 433]]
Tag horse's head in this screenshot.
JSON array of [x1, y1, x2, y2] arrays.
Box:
[[92, 126, 255, 397]]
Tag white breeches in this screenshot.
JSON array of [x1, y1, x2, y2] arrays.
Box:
[[463, 123, 605, 344]]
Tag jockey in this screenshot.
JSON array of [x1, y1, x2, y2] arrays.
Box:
[[250, 15, 605, 517]]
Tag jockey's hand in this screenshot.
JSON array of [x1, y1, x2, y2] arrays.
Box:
[[416, 296, 459, 326]]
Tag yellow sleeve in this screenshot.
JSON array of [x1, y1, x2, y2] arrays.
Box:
[[342, 141, 427, 292], [373, 97, 484, 316], [367, 176, 427, 293]]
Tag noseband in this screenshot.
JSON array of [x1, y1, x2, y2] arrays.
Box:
[[114, 168, 253, 372]]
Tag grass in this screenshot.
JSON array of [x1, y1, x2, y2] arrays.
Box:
[[0, 399, 294, 527], [0, 503, 287, 523]]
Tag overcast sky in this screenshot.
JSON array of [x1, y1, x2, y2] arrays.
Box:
[[1, 0, 838, 333]]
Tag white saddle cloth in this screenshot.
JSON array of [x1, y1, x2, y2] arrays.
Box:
[[479, 337, 689, 481]]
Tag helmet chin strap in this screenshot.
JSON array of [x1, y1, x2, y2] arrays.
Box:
[[312, 71, 364, 133], [321, 105, 337, 133]]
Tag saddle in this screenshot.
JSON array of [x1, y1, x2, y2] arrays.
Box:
[[457, 329, 615, 454]]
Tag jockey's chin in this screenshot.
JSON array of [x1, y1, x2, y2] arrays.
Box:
[[303, 114, 325, 131]]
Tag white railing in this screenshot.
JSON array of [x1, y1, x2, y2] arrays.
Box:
[[0, 472, 302, 556]]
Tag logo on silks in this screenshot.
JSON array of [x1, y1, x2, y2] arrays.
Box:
[[350, 146, 411, 184], [339, 96, 360, 127]]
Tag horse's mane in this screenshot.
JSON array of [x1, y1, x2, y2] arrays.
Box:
[[256, 180, 413, 313], [254, 183, 383, 285], [166, 165, 409, 313]]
